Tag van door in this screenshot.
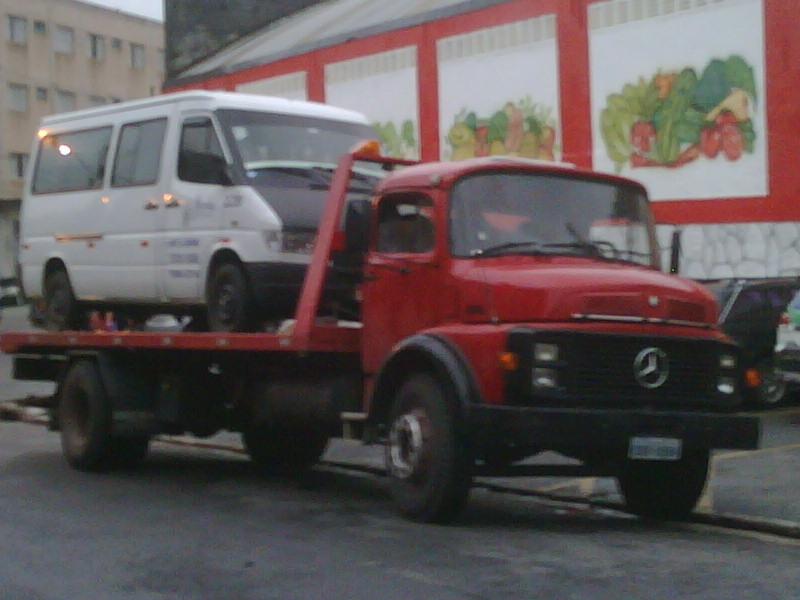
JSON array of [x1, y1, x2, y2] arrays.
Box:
[[157, 113, 227, 302], [101, 117, 168, 300]]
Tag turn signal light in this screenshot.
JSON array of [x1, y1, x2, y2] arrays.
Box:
[[351, 139, 382, 157]]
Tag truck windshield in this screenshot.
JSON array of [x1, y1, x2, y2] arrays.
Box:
[[449, 171, 657, 267]]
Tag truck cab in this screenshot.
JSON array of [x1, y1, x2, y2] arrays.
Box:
[[355, 155, 754, 521]]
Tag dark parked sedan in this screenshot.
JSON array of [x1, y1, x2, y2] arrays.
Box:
[[703, 277, 800, 407]]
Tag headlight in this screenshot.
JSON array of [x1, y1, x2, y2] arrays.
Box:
[[717, 376, 737, 395], [533, 367, 558, 389], [719, 353, 737, 369], [534, 343, 559, 362]]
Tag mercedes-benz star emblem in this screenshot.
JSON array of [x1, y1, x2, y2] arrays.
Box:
[[633, 347, 669, 389]]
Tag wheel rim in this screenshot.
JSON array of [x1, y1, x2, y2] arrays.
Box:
[[388, 409, 428, 480], [212, 279, 241, 329], [760, 367, 786, 405]]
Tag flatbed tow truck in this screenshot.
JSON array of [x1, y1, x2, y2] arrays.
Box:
[[0, 144, 760, 523]]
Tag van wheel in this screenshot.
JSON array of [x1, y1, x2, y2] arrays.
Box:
[[43, 269, 84, 331], [207, 263, 253, 332], [386, 374, 473, 523]]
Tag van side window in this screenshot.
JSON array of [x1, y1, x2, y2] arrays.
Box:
[[31, 126, 112, 194], [178, 117, 226, 184], [111, 118, 167, 187]]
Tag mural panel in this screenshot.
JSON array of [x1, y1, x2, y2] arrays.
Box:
[[589, 0, 767, 201], [236, 72, 308, 101], [325, 48, 420, 159], [437, 15, 561, 162]]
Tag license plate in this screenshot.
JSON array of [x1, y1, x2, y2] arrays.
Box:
[[628, 436, 682, 461]]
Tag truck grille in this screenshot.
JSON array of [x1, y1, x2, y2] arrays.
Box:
[[506, 329, 738, 410]]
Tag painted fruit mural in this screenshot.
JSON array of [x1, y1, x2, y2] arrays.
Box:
[[374, 119, 418, 159], [600, 54, 758, 173], [446, 96, 557, 161]]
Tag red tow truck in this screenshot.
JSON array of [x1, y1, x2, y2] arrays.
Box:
[[0, 144, 759, 523]]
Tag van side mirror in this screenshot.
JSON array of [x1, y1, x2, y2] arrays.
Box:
[[178, 150, 232, 186]]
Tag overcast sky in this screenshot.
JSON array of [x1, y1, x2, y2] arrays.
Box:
[[82, 0, 164, 21]]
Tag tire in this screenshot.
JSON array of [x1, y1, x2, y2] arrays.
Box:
[[616, 448, 710, 520], [59, 360, 113, 471], [43, 269, 84, 331], [385, 373, 473, 523], [242, 423, 329, 474], [755, 358, 786, 407], [206, 263, 253, 332]]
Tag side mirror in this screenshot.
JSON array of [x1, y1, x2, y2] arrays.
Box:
[[669, 228, 681, 274], [343, 199, 372, 253]]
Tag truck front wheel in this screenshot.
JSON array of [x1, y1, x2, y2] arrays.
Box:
[[386, 373, 473, 523], [616, 448, 710, 520]]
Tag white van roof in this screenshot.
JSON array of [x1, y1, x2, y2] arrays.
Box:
[[39, 90, 370, 127]]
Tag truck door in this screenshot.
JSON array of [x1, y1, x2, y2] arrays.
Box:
[[360, 192, 442, 375], [157, 114, 227, 302]]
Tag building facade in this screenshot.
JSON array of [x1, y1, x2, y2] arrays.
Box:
[[0, 0, 164, 277], [166, 0, 800, 281]]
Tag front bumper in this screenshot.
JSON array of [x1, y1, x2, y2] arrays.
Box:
[[469, 405, 760, 452]]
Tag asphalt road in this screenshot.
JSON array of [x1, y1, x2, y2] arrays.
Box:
[[2, 305, 800, 598]]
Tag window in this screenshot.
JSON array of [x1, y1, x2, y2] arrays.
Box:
[[32, 127, 112, 194], [33, 20, 46, 34], [54, 90, 76, 113], [377, 194, 435, 253], [111, 37, 122, 50], [36, 87, 48, 102], [7, 15, 26, 44], [112, 118, 167, 187], [88, 33, 104, 61], [88, 95, 106, 107], [8, 84, 28, 112], [130, 42, 144, 68], [8, 153, 28, 179], [178, 117, 225, 184], [54, 25, 74, 54]]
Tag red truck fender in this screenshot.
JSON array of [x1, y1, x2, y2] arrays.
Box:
[[368, 333, 482, 435]]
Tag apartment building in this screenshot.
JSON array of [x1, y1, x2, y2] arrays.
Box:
[[0, 0, 164, 278]]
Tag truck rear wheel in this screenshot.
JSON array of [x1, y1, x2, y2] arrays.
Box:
[[386, 373, 472, 523], [242, 424, 329, 474], [616, 448, 710, 520], [59, 360, 150, 471], [59, 360, 114, 471]]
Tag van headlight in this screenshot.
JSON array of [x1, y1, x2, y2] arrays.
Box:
[[262, 230, 316, 254]]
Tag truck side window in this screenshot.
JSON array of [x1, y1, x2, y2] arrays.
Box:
[[111, 118, 167, 187], [31, 126, 112, 194], [178, 117, 227, 184], [377, 194, 435, 254]]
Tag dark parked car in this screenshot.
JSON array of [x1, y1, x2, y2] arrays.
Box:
[[703, 277, 800, 407], [0, 276, 23, 308]]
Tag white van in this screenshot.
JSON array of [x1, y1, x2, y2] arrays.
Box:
[[19, 91, 378, 331]]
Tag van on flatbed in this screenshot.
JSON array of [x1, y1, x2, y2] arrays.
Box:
[[1, 144, 760, 523], [19, 91, 377, 332]]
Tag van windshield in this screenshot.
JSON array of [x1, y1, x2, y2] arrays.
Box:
[[216, 109, 378, 175], [216, 109, 381, 230]]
